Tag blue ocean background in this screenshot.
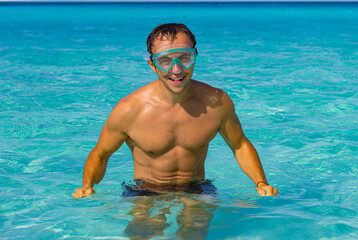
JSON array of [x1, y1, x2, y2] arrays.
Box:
[[1, 2, 357, 239]]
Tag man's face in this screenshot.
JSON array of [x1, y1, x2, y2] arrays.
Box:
[[148, 32, 195, 95]]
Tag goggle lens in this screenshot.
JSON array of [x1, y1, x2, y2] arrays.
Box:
[[152, 48, 197, 72]]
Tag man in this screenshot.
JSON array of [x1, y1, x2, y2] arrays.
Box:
[[73, 23, 278, 198]]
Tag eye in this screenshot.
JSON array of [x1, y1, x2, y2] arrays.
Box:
[[179, 54, 191, 62], [159, 58, 171, 65]]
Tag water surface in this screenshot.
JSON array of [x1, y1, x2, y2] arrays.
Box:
[[1, 2, 358, 239]]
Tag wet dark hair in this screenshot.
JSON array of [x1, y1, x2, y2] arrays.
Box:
[[147, 23, 196, 55]]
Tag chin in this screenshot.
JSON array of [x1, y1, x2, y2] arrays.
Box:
[[167, 79, 190, 94], [169, 86, 186, 94]]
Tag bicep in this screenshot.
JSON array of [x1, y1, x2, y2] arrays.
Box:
[[94, 112, 128, 158], [219, 96, 245, 151]]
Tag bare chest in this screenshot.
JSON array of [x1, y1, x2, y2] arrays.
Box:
[[127, 107, 221, 154]]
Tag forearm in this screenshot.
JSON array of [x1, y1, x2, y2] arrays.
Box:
[[234, 137, 267, 185], [82, 148, 110, 188]]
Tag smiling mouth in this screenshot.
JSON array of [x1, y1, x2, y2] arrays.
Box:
[[168, 76, 185, 84]]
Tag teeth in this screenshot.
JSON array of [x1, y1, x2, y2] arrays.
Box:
[[170, 77, 184, 81]]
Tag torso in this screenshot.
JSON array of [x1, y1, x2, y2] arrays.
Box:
[[122, 80, 225, 184]]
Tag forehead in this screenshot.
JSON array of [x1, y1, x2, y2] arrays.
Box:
[[152, 32, 193, 54]]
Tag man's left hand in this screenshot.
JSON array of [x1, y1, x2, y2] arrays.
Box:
[[256, 184, 279, 196]]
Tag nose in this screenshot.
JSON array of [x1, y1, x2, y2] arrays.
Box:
[[170, 63, 183, 74]]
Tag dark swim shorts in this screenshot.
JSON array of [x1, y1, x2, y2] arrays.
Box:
[[122, 179, 217, 197]]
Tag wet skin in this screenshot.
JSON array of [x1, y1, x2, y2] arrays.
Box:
[[73, 32, 279, 198]]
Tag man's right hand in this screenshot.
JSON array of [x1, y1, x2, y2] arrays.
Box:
[[72, 187, 96, 198]]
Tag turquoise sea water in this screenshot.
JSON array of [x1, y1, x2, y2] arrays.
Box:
[[1, 2, 358, 239]]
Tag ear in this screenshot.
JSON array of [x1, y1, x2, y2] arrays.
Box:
[[147, 60, 157, 73]]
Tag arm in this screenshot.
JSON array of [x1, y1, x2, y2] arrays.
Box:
[[73, 102, 129, 198], [219, 93, 278, 196]]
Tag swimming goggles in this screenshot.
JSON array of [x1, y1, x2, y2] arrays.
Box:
[[150, 48, 198, 72]]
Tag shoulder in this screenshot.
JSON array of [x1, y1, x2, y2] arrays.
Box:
[[191, 80, 235, 112], [106, 82, 154, 132]]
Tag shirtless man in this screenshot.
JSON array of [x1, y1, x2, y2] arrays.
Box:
[[73, 23, 278, 198]]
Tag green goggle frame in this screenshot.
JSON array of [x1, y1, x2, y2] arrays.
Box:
[[150, 48, 198, 72]]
